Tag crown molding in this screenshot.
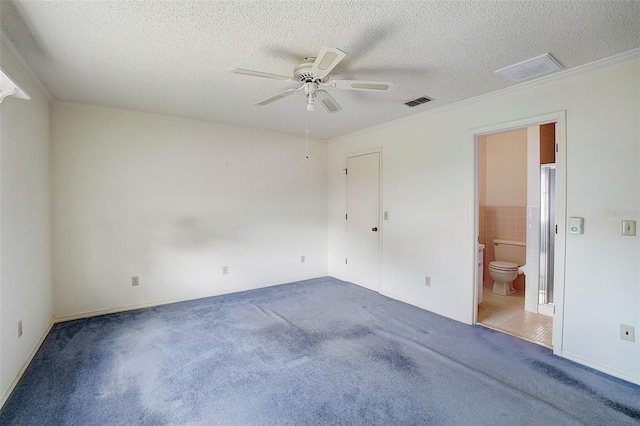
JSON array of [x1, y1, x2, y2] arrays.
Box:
[[53, 100, 327, 142], [331, 48, 640, 142], [0, 29, 53, 101]]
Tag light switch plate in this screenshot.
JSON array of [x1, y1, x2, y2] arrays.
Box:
[[622, 220, 636, 236]]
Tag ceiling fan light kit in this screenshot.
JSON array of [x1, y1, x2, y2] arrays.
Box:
[[228, 46, 395, 113]]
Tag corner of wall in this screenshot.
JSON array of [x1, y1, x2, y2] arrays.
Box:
[[0, 41, 54, 406]]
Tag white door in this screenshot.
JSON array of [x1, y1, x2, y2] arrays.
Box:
[[346, 152, 381, 292]]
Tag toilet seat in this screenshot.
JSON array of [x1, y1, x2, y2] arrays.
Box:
[[489, 261, 519, 271]]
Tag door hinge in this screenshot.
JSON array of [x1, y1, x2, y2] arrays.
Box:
[[343, 168, 348, 175], [345, 214, 348, 220], [555, 224, 558, 234], [555, 143, 558, 153], [345, 258, 348, 265]]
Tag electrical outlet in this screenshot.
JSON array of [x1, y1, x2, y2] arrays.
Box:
[[222, 266, 228, 275], [301, 255, 305, 263], [18, 320, 22, 338], [425, 276, 431, 287], [620, 324, 635, 342], [384, 211, 389, 220], [132, 276, 139, 286]]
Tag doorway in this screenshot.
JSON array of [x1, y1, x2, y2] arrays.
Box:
[[472, 112, 567, 355], [346, 150, 381, 292]]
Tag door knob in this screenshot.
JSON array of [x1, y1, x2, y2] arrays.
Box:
[[372, 227, 378, 232]]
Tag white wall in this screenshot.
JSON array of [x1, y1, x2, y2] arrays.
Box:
[[0, 44, 53, 400], [52, 105, 328, 317], [328, 57, 640, 383], [484, 128, 527, 207]]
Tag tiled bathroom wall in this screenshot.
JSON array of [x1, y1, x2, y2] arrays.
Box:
[[479, 205, 526, 286]]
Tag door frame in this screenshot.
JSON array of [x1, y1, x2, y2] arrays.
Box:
[[470, 111, 567, 355], [345, 147, 383, 293]]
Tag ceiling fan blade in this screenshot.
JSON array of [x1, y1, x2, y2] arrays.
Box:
[[228, 68, 293, 82], [255, 88, 297, 105], [316, 90, 342, 113], [326, 80, 395, 91], [310, 46, 346, 79]]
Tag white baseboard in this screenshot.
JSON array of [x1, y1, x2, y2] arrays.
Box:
[[54, 289, 260, 323], [53, 278, 325, 323], [54, 298, 192, 323], [379, 289, 468, 325], [0, 318, 55, 409], [561, 350, 640, 385]]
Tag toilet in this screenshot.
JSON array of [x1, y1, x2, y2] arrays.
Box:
[[489, 239, 526, 296]]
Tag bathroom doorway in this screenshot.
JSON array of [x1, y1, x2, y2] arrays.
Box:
[[472, 112, 567, 354]]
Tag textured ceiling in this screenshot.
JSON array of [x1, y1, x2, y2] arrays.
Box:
[[2, 1, 640, 139]]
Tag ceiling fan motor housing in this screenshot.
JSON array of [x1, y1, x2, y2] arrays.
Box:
[[294, 57, 322, 82]]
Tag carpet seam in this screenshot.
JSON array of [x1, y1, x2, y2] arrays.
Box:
[[374, 328, 585, 422]]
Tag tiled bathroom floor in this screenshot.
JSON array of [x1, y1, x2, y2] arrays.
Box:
[[477, 284, 553, 348]]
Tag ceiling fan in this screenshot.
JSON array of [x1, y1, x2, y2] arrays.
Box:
[[228, 46, 395, 113]]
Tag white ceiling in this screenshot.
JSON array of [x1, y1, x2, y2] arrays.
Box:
[[2, 1, 639, 139]]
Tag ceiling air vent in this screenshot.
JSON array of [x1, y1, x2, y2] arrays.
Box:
[[495, 53, 563, 82], [405, 96, 432, 107]]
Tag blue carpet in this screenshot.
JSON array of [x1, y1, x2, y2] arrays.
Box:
[[1, 277, 639, 425]]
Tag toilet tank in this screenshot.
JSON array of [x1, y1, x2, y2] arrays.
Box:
[[493, 239, 526, 265]]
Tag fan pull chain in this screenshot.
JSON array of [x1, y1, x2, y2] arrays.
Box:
[[305, 109, 309, 159]]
